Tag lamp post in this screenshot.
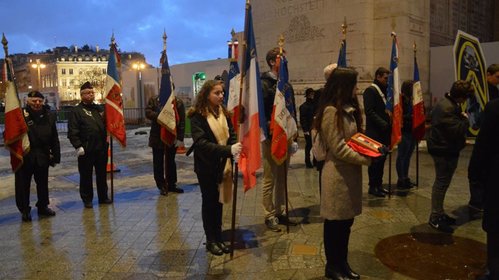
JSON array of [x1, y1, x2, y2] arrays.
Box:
[[31, 58, 46, 90], [132, 62, 145, 124]]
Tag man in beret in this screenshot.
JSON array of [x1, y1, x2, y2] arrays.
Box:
[[15, 90, 60, 222], [68, 81, 112, 208]]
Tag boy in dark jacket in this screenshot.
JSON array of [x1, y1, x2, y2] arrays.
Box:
[[427, 80, 473, 233]]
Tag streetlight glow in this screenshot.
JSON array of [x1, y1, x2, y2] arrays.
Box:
[[31, 58, 46, 90]]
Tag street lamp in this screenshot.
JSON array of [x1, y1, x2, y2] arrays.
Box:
[[132, 62, 145, 124], [31, 58, 46, 90]]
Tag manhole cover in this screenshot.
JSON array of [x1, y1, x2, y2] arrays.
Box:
[[375, 232, 486, 279]]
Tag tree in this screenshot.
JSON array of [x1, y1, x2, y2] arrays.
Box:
[[73, 67, 106, 102]]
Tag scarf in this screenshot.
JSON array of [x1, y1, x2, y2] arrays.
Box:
[[206, 108, 233, 204]]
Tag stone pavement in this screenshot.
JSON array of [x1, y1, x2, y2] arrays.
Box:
[[0, 129, 487, 279]]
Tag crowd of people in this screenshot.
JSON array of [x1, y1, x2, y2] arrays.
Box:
[[12, 51, 499, 279]]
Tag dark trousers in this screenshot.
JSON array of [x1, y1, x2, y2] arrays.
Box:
[[78, 149, 108, 203], [15, 160, 50, 213], [368, 154, 387, 190], [468, 179, 484, 209], [304, 133, 312, 165], [152, 146, 177, 190], [395, 131, 416, 182], [488, 232, 499, 279], [430, 155, 459, 219], [197, 173, 223, 242], [324, 218, 354, 268]]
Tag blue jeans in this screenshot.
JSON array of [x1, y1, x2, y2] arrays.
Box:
[[430, 155, 459, 219], [396, 131, 416, 182]]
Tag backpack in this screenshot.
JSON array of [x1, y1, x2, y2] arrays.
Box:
[[311, 128, 327, 161]]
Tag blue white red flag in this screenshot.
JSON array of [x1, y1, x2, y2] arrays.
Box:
[[239, 3, 266, 191], [104, 41, 126, 147], [270, 54, 297, 164], [157, 50, 178, 146], [3, 55, 30, 172], [412, 53, 426, 141], [337, 39, 347, 67], [387, 32, 401, 149], [226, 41, 241, 129]]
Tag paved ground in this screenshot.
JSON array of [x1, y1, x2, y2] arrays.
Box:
[[0, 128, 487, 279]]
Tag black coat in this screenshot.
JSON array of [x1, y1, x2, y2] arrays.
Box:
[[23, 106, 60, 167], [489, 82, 499, 101], [363, 82, 391, 146], [427, 94, 469, 157], [468, 99, 499, 232], [67, 102, 107, 153], [145, 96, 186, 149], [190, 112, 236, 184], [299, 98, 314, 132]]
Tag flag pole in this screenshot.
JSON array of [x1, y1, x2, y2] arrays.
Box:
[[162, 30, 170, 196], [277, 34, 291, 233], [414, 42, 420, 188], [230, 1, 250, 258], [109, 34, 116, 202]]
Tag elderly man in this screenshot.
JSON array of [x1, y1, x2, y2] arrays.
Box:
[[68, 82, 112, 208], [15, 91, 60, 222]]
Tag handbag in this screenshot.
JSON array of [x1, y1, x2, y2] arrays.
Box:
[[311, 128, 327, 161]]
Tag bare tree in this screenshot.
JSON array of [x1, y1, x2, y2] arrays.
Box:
[[73, 66, 106, 102]]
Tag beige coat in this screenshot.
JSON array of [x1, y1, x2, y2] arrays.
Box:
[[320, 105, 371, 220]]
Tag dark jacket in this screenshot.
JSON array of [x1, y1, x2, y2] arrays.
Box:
[[363, 80, 391, 145], [489, 82, 499, 101], [24, 106, 60, 167], [190, 112, 236, 183], [427, 94, 469, 157], [299, 98, 314, 132], [261, 71, 297, 136], [67, 102, 107, 153], [468, 99, 499, 232], [145, 96, 186, 149]]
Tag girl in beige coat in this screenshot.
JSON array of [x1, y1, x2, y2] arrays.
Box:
[[314, 68, 372, 280]]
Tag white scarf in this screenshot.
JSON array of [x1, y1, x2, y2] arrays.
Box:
[[206, 108, 233, 204], [371, 83, 387, 105]]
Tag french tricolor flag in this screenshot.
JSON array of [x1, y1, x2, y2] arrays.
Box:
[[239, 3, 266, 191]]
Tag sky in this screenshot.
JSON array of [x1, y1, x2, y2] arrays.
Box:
[[0, 0, 246, 66]]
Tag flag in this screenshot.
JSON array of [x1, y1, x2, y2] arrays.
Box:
[[104, 41, 126, 147], [157, 50, 178, 146], [337, 39, 347, 67], [270, 54, 297, 164], [239, 3, 266, 191], [226, 41, 241, 129], [3, 57, 30, 172], [412, 54, 426, 141], [386, 32, 401, 149]]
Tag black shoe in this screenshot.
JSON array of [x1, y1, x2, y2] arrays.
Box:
[[305, 162, 314, 168], [341, 262, 360, 279], [325, 266, 348, 280], [277, 215, 298, 226], [442, 214, 456, 225], [168, 186, 184, 193], [380, 187, 391, 194], [216, 242, 231, 254], [206, 242, 224, 256], [429, 216, 454, 234], [159, 187, 168, 196], [21, 210, 32, 222], [397, 180, 413, 190], [99, 198, 113, 205], [38, 207, 56, 217], [83, 202, 93, 208], [468, 203, 483, 213], [265, 217, 282, 232], [368, 188, 385, 198]]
